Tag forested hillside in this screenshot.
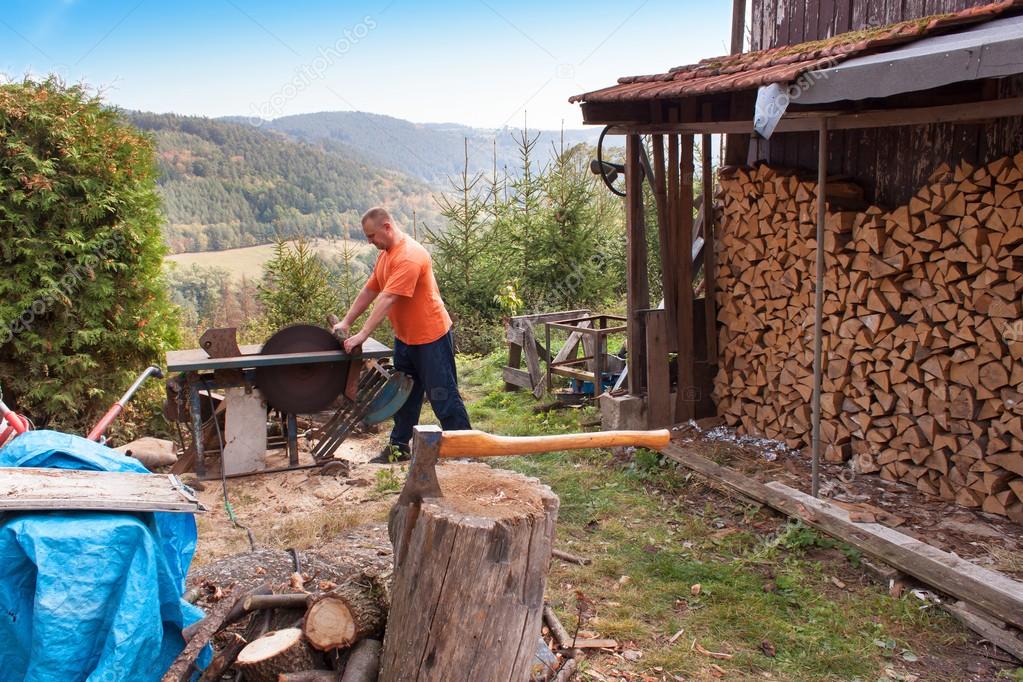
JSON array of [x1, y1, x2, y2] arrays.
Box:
[[127, 113, 441, 253], [256, 111, 601, 183]]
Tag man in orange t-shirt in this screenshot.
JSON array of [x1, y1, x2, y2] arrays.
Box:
[[334, 207, 471, 462]]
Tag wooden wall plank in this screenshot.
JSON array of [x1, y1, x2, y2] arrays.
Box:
[[851, 0, 870, 30], [675, 134, 696, 422], [625, 135, 649, 395], [701, 133, 718, 365], [813, 0, 832, 39], [651, 135, 677, 343], [835, 0, 853, 33], [764, 0, 779, 49], [751, 0, 763, 51], [791, 0, 806, 43]]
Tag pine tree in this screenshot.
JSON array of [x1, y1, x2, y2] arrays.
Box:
[[0, 78, 179, 430], [255, 238, 341, 335]]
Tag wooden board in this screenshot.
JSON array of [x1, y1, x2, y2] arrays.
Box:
[[0, 468, 206, 513]]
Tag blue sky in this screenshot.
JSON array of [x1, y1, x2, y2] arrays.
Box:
[[1, 1, 734, 129]]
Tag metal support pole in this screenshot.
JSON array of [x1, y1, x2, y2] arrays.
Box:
[[189, 381, 206, 479], [811, 118, 828, 498], [287, 413, 299, 466]]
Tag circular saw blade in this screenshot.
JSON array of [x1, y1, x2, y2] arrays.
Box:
[[255, 324, 348, 413]]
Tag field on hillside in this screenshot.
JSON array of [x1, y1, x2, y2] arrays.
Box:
[[165, 238, 376, 280]]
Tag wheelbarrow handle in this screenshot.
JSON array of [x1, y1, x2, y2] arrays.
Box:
[[86, 365, 164, 442]]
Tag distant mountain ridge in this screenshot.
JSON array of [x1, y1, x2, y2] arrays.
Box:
[[235, 111, 602, 183], [127, 112, 440, 254]]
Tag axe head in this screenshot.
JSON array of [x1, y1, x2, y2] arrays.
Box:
[[396, 424, 444, 506]]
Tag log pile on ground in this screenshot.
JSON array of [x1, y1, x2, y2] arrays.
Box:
[[166, 527, 393, 682], [714, 153, 1023, 520], [175, 506, 579, 681]]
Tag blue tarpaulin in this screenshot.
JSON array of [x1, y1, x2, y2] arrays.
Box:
[[0, 430, 207, 681]]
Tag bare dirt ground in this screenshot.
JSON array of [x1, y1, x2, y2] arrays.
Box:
[[185, 430, 405, 566]]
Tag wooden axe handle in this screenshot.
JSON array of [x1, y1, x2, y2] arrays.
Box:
[[437, 429, 670, 458]]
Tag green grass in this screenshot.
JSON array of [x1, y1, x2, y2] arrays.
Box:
[[451, 353, 987, 681], [165, 238, 373, 281]]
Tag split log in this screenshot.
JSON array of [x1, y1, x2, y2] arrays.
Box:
[[235, 628, 323, 682], [303, 581, 388, 651], [380, 462, 560, 682], [551, 548, 591, 566], [555, 658, 578, 682], [712, 155, 1023, 517], [162, 587, 239, 682], [198, 632, 248, 682], [339, 639, 382, 682], [543, 605, 572, 650]]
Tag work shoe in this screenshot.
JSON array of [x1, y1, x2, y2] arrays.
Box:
[[369, 442, 411, 464]]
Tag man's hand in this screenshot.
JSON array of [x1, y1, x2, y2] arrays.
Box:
[[344, 330, 368, 354], [332, 320, 351, 338]]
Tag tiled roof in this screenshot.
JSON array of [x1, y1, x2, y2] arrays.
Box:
[[569, 0, 1023, 104]]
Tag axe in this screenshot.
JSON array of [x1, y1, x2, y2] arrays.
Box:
[[396, 424, 670, 507], [390, 425, 670, 564]]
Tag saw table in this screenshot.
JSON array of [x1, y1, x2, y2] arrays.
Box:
[[166, 326, 397, 479]]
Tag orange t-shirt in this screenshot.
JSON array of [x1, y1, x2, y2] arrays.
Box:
[[365, 233, 452, 345]]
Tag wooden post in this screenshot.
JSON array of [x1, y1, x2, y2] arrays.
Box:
[[701, 128, 717, 363], [381, 462, 560, 681], [811, 118, 828, 498], [666, 130, 680, 350], [651, 135, 676, 337], [675, 134, 696, 422], [625, 134, 649, 395]]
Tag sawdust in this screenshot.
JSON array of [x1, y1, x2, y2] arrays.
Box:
[[433, 462, 549, 520]]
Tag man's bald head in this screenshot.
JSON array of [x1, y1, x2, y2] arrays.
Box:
[[361, 207, 401, 250]]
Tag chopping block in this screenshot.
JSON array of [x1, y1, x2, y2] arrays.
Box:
[[380, 425, 669, 682]]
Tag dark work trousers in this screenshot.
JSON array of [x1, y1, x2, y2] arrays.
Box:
[[390, 329, 471, 447]]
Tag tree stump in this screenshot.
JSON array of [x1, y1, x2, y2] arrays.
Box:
[[234, 628, 323, 682], [380, 462, 560, 681]]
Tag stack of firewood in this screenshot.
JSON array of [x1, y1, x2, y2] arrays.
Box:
[[713, 152, 1023, 520]]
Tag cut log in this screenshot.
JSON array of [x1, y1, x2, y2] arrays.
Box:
[[339, 639, 382, 682], [277, 672, 339, 682], [303, 581, 388, 651], [235, 628, 323, 682], [198, 632, 248, 682], [381, 462, 560, 682], [162, 587, 239, 682]]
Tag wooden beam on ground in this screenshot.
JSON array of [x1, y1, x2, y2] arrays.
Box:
[[659, 443, 1023, 630], [942, 601, 1023, 662], [675, 133, 696, 422], [625, 134, 649, 395]]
